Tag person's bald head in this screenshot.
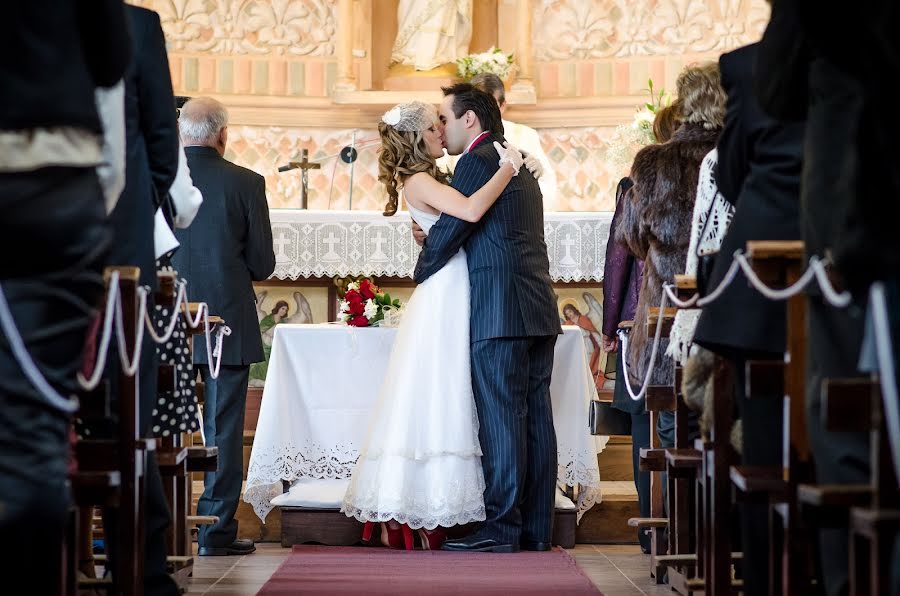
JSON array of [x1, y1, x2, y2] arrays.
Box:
[[179, 96, 229, 155]]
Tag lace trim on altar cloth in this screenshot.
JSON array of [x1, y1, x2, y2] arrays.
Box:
[[558, 442, 605, 522], [267, 212, 612, 282], [244, 442, 360, 521], [244, 440, 608, 524]]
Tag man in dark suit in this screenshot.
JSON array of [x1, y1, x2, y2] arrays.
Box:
[[414, 84, 561, 553], [173, 97, 275, 556], [692, 40, 804, 596], [100, 6, 181, 595]]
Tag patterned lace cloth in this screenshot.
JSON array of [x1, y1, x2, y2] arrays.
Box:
[[667, 148, 735, 364]]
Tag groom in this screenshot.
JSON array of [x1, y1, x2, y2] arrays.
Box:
[[414, 83, 562, 552]]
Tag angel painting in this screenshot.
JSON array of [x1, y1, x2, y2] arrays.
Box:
[[248, 290, 313, 387], [561, 292, 605, 391]]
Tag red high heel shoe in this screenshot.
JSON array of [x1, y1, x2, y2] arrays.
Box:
[[361, 521, 376, 543], [417, 527, 446, 550], [384, 521, 414, 550]]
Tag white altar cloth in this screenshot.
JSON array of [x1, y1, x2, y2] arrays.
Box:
[[269, 209, 612, 282], [244, 324, 609, 523]]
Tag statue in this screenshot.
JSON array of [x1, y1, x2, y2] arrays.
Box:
[[392, 0, 473, 71]]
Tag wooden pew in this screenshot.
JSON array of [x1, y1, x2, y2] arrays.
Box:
[[659, 277, 705, 594], [619, 317, 667, 583], [628, 306, 680, 585], [694, 356, 737, 595], [182, 300, 222, 550], [808, 377, 900, 595], [728, 240, 817, 595], [70, 267, 154, 595], [152, 272, 194, 588]]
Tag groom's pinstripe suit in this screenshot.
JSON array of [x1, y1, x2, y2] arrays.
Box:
[[414, 132, 562, 545]]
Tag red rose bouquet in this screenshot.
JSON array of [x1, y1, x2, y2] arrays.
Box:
[[339, 279, 402, 327]]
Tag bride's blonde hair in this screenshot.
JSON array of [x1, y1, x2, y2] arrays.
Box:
[[378, 105, 449, 216]]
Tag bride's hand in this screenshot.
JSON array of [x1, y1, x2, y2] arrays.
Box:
[[523, 152, 543, 179], [493, 141, 524, 175], [411, 221, 427, 247]]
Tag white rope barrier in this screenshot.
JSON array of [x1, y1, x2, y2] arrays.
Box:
[[616, 289, 669, 401], [663, 252, 853, 312], [0, 282, 81, 413], [144, 280, 189, 344], [625, 250, 856, 399], [113, 285, 149, 377], [811, 258, 853, 308], [869, 282, 900, 482], [204, 309, 232, 380], [77, 270, 120, 391]]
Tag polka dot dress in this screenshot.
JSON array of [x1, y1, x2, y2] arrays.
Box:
[[151, 263, 200, 437]]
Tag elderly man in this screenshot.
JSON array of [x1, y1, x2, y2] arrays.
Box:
[[173, 97, 275, 556]]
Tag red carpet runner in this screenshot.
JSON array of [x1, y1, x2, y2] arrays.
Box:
[[257, 545, 603, 595]]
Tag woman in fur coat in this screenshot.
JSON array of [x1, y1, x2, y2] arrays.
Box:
[[616, 62, 726, 447]]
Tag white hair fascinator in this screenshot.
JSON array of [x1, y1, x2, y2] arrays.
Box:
[[380, 101, 435, 132]]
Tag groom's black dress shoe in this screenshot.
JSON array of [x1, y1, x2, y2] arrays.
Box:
[[198, 539, 256, 556], [520, 541, 552, 551], [441, 535, 519, 553]]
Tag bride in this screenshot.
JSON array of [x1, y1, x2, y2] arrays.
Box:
[[340, 100, 524, 550]]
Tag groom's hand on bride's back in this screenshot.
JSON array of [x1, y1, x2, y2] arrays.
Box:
[[412, 221, 426, 247]]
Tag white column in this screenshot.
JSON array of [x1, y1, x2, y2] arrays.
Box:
[[516, 0, 533, 83], [335, 0, 357, 92], [510, 0, 536, 103]]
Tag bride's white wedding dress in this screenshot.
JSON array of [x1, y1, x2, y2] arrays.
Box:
[[340, 205, 486, 530]]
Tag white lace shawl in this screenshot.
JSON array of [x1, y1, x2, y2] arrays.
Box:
[[668, 148, 735, 364]]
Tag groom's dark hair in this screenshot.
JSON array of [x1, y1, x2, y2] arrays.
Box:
[[441, 82, 504, 137]]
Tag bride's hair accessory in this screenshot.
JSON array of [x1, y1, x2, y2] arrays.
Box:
[[381, 101, 435, 132]]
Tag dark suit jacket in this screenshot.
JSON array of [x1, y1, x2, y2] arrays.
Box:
[[756, 0, 900, 295], [413, 133, 561, 342], [173, 146, 275, 366], [0, 0, 130, 132], [693, 43, 804, 357], [108, 6, 179, 289]]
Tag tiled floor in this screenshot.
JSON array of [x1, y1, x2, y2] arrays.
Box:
[[185, 542, 673, 595]]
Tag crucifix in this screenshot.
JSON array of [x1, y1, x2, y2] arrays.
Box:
[[278, 148, 320, 209]]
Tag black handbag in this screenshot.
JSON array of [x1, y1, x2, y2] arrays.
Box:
[[588, 355, 631, 435], [589, 399, 632, 436]]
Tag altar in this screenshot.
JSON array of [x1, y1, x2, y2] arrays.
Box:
[[243, 324, 609, 526], [248, 209, 613, 392]]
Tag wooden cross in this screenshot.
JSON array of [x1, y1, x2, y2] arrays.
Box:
[[278, 149, 320, 209]]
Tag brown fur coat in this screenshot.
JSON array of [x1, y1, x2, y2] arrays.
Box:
[[616, 123, 720, 386]]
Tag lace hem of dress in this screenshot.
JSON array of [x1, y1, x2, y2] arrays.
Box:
[[341, 503, 486, 531]]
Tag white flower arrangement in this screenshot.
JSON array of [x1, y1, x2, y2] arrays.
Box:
[[456, 46, 515, 80], [606, 79, 674, 176]]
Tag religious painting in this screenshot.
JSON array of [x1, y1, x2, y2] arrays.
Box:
[[556, 288, 608, 393], [249, 286, 328, 387]]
